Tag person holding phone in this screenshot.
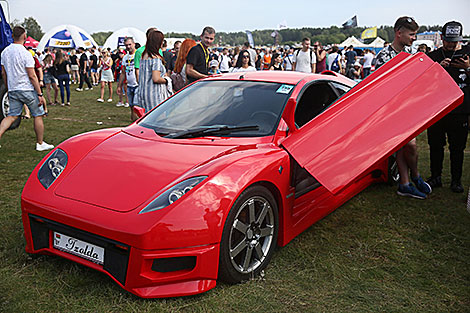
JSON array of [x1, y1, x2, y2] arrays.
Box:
[[426, 21, 470, 193]]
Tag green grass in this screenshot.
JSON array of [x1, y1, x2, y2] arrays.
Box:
[[0, 86, 469, 312]]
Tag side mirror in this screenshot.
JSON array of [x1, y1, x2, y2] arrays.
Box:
[[282, 98, 297, 134], [133, 106, 145, 119]]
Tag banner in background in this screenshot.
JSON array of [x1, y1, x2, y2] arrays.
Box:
[[361, 27, 377, 39], [245, 30, 254, 48]]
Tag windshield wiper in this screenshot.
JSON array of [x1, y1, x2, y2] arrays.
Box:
[[165, 125, 259, 139]]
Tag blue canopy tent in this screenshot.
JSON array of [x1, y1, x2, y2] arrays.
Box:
[[37, 25, 97, 51]]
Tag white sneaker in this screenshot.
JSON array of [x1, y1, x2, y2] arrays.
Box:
[[76, 88, 83, 91], [124, 103, 129, 108], [36, 141, 54, 151], [116, 102, 124, 107], [85, 87, 90, 90], [107, 99, 113, 102], [97, 98, 104, 102]]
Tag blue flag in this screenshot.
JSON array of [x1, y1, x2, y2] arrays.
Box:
[[0, 4, 12, 51]]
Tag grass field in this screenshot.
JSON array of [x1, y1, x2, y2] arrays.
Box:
[[0, 86, 469, 313]]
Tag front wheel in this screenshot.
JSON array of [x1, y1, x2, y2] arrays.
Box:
[[218, 185, 278, 283]]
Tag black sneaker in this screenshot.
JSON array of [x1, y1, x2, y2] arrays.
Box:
[[426, 176, 442, 188], [450, 181, 464, 193]]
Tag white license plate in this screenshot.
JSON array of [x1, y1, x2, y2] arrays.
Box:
[[53, 232, 105, 265]]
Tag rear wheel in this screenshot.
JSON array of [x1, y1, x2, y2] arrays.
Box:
[[218, 185, 278, 283], [0, 83, 21, 130]]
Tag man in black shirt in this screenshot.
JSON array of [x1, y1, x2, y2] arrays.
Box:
[[77, 47, 92, 91], [168, 40, 181, 75], [89, 49, 99, 86], [186, 26, 215, 84], [426, 21, 470, 193], [162, 40, 174, 73]]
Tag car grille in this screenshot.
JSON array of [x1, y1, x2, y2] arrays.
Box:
[[28, 214, 130, 285]]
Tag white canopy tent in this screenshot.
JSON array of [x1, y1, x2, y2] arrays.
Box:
[[339, 36, 385, 49], [368, 37, 385, 48], [37, 25, 98, 51], [165, 37, 186, 49], [103, 27, 146, 50], [339, 36, 364, 47]]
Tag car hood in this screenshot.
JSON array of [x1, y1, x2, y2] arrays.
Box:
[[55, 132, 239, 212]]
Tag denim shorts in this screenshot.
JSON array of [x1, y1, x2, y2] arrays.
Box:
[[8, 90, 45, 117], [127, 85, 139, 107], [44, 72, 57, 85]]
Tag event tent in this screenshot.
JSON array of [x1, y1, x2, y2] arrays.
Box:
[[339, 36, 363, 47], [339, 36, 385, 53], [24, 36, 39, 49], [102, 27, 146, 50], [37, 25, 97, 51], [368, 37, 385, 48]]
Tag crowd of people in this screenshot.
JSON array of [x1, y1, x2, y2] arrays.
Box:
[[1, 26, 421, 123], [15, 28, 388, 120], [0, 20, 469, 203]]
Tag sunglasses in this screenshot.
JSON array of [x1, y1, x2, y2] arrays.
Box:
[[242, 55, 250, 58]]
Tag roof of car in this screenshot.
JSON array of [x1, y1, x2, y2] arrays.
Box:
[[204, 71, 353, 86]]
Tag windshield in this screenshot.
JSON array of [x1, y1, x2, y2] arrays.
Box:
[[139, 80, 294, 137]]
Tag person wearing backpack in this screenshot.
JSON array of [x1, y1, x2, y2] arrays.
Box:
[[292, 37, 316, 73], [170, 39, 196, 92], [327, 46, 342, 73]]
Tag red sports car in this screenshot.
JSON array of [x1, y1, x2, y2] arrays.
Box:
[[21, 53, 462, 298]]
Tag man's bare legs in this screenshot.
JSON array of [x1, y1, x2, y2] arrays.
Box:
[[397, 139, 419, 185], [0, 115, 45, 145]]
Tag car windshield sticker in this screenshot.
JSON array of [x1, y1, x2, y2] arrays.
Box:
[[233, 88, 243, 97], [276, 85, 294, 94]]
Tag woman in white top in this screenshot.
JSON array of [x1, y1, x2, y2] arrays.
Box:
[[97, 51, 114, 103], [230, 50, 256, 73]]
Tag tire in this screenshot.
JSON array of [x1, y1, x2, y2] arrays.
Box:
[[0, 83, 21, 130], [387, 153, 400, 185], [218, 185, 278, 283]]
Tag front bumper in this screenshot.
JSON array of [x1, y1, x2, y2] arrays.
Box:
[[22, 213, 220, 298]]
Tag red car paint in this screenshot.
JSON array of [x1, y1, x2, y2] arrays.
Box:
[[21, 52, 463, 298]]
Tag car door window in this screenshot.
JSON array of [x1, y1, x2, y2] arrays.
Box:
[[294, 82, 339, 128], [330, 82, 352, 97]]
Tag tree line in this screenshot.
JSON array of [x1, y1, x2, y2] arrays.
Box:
[[12, 16, 442, 47]]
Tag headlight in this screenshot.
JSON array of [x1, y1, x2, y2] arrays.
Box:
[[139, 176, 207, 214], [37, 149, 68, 189]]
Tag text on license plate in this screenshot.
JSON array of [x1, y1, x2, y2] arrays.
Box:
[[53, 232, 105, 265]]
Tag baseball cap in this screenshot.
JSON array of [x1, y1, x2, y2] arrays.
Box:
[[442, 21, 463, 42], [209, 60, 218, 67]]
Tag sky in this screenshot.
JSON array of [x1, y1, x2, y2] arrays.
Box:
[[7, 0, 470, 37]]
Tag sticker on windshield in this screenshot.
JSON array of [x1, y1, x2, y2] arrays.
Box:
[[276, 85, 294, 94], [233, 88, 243, 97]]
